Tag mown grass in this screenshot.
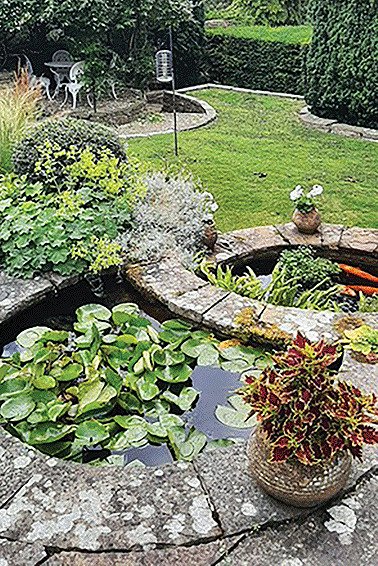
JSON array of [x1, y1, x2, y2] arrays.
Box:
[[206, 24, 313, 45], [128, 89, 378, 232]]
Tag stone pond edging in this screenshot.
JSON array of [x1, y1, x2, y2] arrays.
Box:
[[0, 223, 377, 563]]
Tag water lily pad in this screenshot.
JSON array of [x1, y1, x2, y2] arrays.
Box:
[[153, 349, 185, 366], [136, 373, 160, 401], [221, 359, 253, 373], [111, 303, 139, 325], [0, 394, 35, 421], [16, 421, 75, 445], [158, 363, 192, 383], [162, 387, 199, 411], [52, 363, 83, 382], [0, 378, 30, 400], [75, 421, 109, 445], [17, 327, 51, 348], [215, 395, 257, 429], [114, 415, 146, 429], [76, 304, 112, 322], [33, 375, 56, 390]]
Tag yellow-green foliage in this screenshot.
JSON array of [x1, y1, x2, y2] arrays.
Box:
[[0, 73, 40, 173], [72, 236, 123, 273]]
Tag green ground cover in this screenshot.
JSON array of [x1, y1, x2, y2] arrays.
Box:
[[206, 24, 312, 45], [129, 89, 378, 231]]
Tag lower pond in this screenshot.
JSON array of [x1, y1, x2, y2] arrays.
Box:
[[0, 275, 263, 467]]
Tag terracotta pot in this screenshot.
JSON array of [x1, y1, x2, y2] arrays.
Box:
[[292, 208, 321, 234], [247, 427, 352, 508]]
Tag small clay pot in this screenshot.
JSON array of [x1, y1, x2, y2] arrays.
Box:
[[292, 208, 321, 234], [247, 426, 352, 508]]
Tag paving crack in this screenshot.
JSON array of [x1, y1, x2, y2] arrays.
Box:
[[193, 462, 224, 536]]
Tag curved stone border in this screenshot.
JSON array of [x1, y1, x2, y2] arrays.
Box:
[[300, 106, 378, 142], [120, 90, 217, 139], [0, 224, 377, 562]]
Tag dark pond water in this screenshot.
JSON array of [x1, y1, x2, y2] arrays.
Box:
[[0, 274, 253, 467]]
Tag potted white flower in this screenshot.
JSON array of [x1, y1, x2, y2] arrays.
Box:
[[290, 184, 323, 234]]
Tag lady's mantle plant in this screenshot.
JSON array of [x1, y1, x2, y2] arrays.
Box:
[[0, 303, 264, 464], [290, 184, 323, 213], [239, 333, 378, 465]]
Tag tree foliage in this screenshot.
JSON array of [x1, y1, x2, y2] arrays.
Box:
[[224, 0, 309, 26], [0, 0, 204, 89], [306, 0, 378, 128]]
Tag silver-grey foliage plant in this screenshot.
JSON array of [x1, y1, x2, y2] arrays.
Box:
[[119, 172, 218, 265]]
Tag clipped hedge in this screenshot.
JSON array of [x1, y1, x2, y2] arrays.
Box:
[[306, 1, 378, 129], [205, 26, 311, 94]]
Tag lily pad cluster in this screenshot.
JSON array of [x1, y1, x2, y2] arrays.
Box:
[[0, 303, 267, 464]]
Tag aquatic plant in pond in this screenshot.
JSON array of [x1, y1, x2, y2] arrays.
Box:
[[199, 246, 378, 313], [0, 303, 268, 464]]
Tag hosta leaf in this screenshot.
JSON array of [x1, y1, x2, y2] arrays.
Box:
[[0, 394, 35, 421], [75, 421, 109, 445], [17, 327, 51, 348]]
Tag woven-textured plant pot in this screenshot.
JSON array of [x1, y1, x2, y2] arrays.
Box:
[[247, 427, 352, 508], [292, 208, 321, 234]]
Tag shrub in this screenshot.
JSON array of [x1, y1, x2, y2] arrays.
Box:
[[306, 0, 378, 128], [0, 72, 40, 173], [239, 333, 378, 465], [119, 171, 218, 265], [224, 0, 309, 26], [205, 27, 309, 94], [0, 159, 139, 276], [12, 117, 127, 182]]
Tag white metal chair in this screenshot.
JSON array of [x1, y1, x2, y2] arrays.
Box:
[[51, 50, 73, 98], [61, 61, 93, 110], [24, 55, 52, 100]]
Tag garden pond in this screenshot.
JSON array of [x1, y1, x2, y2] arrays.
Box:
[[201, 246, 378, 314], [0, 275, 267, 467]]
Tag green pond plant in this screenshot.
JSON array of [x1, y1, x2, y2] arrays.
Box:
[[0, 303, 268, 464]]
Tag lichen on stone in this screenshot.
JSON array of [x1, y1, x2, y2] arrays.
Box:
[[234, 307, 291, 348]]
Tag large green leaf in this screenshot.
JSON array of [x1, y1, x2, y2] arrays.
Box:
[[17, 326, 51, 348], [0, 378, 31, 400], [52, 363, 83, 382], [136, 373, 160, 401], [153, 349, 185, 366], [162, 387, 199, 411], [15, 421, 75, 445], [112, 303, 139, 325], [76, 304, 112, 322], [113, 415, 146, 429], [0, 394, 35, 421], [215, 396, 257, 429], [158, 364, 193, 383], [33, 374, 57, 390], [75, 421, 109, 445]]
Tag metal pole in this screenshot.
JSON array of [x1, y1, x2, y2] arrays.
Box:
[[169, 27, 178, 157]]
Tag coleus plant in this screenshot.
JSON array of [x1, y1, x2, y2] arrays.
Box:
[[239, 333, 378, 465], [0, 303, 266, 465]]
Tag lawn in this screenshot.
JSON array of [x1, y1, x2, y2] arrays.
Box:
[[128, 89, 378, 232], [206, 24, 313, 45]]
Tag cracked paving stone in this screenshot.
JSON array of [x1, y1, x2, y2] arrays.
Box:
[[0, 456, 220, 551], [219, 474, 378, 566], [168, 284, 229, 323], [44, 536, 243, 566], [0, 538, 46, 566], [0, 430, 49, 508], [203, 292, 265, 336], [195, 442, 378, 536]]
